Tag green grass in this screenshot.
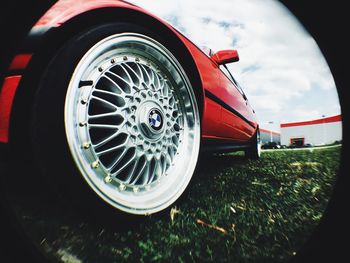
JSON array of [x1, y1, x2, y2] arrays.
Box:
[[16, 146, 341, 263]]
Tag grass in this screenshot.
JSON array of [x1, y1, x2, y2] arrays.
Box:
[[9, 146, 341, 263]]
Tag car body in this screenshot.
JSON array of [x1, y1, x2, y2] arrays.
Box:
[[0, 0, 259, 215]]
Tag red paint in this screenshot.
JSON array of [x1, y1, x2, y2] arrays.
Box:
[[9, 54, 33, 70], [202, 98, 221, 136], [0, 76, 22, 143], [220, 107, 252, 140], [260, 128, 280, 136], [186, 43, 257, 140], [1, 0, 258, 144], [34, 0, 161, 27], [211, 50, 239, 65], [281, 115, 341, 128], [214, 61, 256, 139], [202, 134, 246, 142]]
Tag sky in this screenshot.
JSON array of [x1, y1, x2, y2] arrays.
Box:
[[129, 0, 341, 132]]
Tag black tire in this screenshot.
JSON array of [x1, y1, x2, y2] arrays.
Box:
[[245, 128, 261, 159], [31, 22, 201, 217]]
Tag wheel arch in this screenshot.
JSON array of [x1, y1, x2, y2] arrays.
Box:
[[10, 6, 205, 148]]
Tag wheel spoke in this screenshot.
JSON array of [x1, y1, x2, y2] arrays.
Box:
[[123, 63, 142, 83], [140, 162, 151, 186], [112, 150, 137, 177], [88, 124, 120, 129], [108, 148, 128, 171], [147, 158, 159, 185], [88, 111, 119, 120], [96, 141, 127, 156], [92, 88, 126, 100], [107, 70, 132, 89], [124, 157, 140, 184], [91, 95, 119, 110], [119, 63, 134, 86], [93, 132, 122, 149], [103, 75, 125, 94], [140, 64, 152, 85], [130, 158, 148, 185]]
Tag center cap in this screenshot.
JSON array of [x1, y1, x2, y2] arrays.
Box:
[[137, 102, 165, 141], [148, 109, 163, 131]]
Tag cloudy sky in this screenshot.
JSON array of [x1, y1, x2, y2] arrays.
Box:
[[129, 0, 341, 132]]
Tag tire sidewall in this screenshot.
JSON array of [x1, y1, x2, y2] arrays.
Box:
[[245, 128, 261, 159]]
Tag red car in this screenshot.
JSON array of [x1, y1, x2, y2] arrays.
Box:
[[0, 0, 260, 215]]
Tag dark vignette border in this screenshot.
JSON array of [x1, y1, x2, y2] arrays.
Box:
[[1, 2, 57, 262], [279, 1, 348, 262], [0, 1, 348, 262]]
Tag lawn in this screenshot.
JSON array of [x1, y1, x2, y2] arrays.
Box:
[[8, 146, 341, 263]]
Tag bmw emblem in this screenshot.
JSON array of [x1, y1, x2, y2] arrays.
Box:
[[148, 109, 163, 131]]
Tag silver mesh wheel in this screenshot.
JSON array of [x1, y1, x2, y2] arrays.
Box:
[[64, 33, 200, 214]]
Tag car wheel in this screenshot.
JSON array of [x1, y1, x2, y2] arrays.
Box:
[[31, 23, 201, 215], [245, 128, 261, 159]]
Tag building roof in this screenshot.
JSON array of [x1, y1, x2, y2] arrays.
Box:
[[280, 114, 342, 128]]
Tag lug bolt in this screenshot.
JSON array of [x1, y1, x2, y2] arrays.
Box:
[[79, 121, 87, 127], [104, 175, 112, 183], [98, 67, 103, 72], [82, 142, 91, 149], [119, 184, 126, 191], [123, 56, 128, 61], [91, 160, 100, 169]]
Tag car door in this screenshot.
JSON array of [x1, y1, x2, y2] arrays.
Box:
[[215, 65, 256, 141]]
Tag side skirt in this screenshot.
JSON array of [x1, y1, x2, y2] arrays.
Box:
[[201, 138, 251, 154]]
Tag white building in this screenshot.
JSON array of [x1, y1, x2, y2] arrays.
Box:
[[280, 115, 342, 146]]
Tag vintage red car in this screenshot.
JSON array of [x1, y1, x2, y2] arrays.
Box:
[[0, 0, 260, 215]]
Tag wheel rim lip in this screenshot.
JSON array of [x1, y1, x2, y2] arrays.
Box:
[[64, 33, 200, 214]]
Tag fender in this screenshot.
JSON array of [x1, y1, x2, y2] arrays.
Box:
[[0, 0, 206, 143]]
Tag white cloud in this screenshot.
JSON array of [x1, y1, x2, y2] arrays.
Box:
[[129, 0, 340, 129]]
